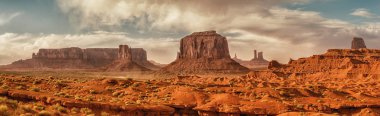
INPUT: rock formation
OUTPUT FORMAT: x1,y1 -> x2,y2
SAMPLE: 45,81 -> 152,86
249,48 -> 380,79
161,31 -> 249,74
233,50 -> 269,69
177,31 -> 231,59
106,45 -> 150,72
3,46 -> 159,70
131,48 -> 160,70
247,37 -> 377,79
351,37 -> 367,49
7,47 -> 118,69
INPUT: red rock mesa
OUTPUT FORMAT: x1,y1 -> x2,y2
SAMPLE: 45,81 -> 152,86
161,31 -> 249,74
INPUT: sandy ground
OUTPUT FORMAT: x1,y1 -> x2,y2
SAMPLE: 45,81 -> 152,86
0,71 -> 379,116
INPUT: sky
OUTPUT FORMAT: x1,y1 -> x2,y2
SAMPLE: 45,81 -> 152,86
0,0 -> 379,65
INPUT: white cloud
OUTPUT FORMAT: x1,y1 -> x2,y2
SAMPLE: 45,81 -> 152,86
0,12 -> 21,26
350,8 -> 376,18
2,0 -> 380,65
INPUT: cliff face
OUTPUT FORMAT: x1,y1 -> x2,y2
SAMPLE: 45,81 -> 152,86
131,48 -> 160,70
33,47 -> 84,59
106,45 -> 150,72
178,31 -> 231,59
162,31 -> 249,74
10,47 -> 118,69
5,45 -> 160,70
83,48 -> 118,67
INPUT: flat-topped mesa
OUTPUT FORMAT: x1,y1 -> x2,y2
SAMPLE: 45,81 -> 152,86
8,47 -> 119,69
162,31 -> 249,74
33,47 -> 84,59
351,37 -> 367,49
178,30 -> 230,59
190,30 -> 217,36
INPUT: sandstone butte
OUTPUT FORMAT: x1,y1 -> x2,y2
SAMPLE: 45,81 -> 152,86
351,37 -> 367,49
105,45 -> 150,71
233,49 -> 269,69
161,30 -> 250,74
2,46 -> 159,71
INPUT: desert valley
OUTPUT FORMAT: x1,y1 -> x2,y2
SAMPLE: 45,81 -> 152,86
0,30 -> 379,116
1,0 -> 380,116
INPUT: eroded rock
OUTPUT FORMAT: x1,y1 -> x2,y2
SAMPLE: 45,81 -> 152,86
161,31 -> 249,74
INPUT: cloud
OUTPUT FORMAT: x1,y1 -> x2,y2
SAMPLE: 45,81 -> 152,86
2,0 -> 379,65
350,8 -> 376,18
0,32 -> 179,65
57,0 -> 309,31
0,12 -> 21,26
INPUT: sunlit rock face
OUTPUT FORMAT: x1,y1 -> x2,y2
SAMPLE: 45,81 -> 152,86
162,31 -> 249,74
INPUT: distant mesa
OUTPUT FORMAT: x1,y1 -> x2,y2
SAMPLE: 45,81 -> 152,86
9,47 -> 119,69
233,50 -> 269,69
351,37 -> 367,49
3,45 -> 159,71
161,30 -> 250,74
105,45 -> 150,72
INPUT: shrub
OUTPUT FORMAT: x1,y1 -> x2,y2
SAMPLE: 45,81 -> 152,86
71,107 -> 79,114
34,104 -> 45,111
0,105 -> 8,115
33,80 -> 42,85
101,112 -> 110,116
21,105 -> 34,113
31,87 -> 40,92
74,95 -> 82,101
37,110 -> 51,116
112,91 -> 121,97
1,85 -> 9,89
16,85 -> 26,90
80,108 -> 92,115
53,104 -> 67,113
89,90 -> 97,94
